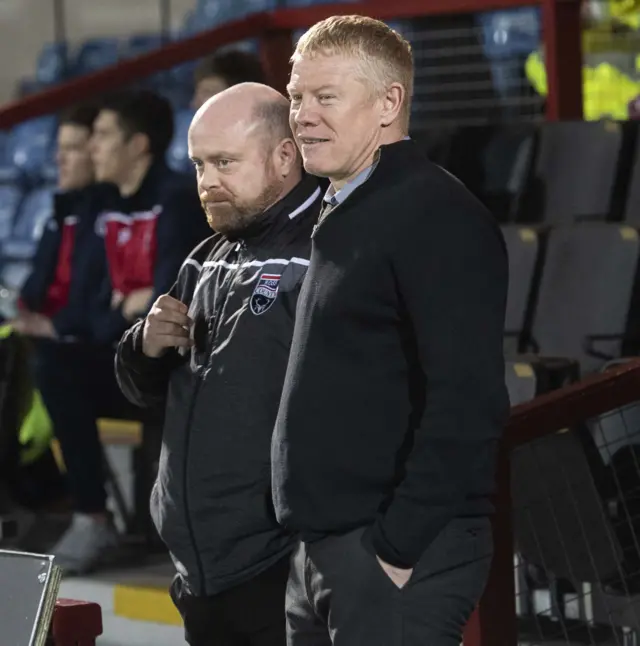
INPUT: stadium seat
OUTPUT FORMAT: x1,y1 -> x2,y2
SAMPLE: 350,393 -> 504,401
501,225 -> 540,353
167,109 -> 195,174
526,223 -> 640,374
7,117 -> 57,182
285,0 -> 358,5
0,133 -> 19,183
2,187 -> 54,260
622,133 -> 640,224
0,186 -> 23,242
35,42 -> 69,85
442,124 -> 536,221
75,38 -> 120,74
517,121 -> 631,224
121,33 -> 164,59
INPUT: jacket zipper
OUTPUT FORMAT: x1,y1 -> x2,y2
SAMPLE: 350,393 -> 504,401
181,241 -> 246,595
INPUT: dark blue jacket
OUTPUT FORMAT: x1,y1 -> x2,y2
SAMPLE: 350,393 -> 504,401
90,161 -> 209,345
20,183 -> 117,340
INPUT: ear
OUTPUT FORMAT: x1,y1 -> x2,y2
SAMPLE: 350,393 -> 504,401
380,82 -> 405,128
275,138 -> 298,178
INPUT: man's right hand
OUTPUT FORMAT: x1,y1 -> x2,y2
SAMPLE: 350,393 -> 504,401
142,295 -> 192,359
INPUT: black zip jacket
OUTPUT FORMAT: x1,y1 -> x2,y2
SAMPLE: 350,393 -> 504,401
272,140 -> 510,569
91,161 -> 210,345
20,183 -> 117,339
115,176 -> 323,595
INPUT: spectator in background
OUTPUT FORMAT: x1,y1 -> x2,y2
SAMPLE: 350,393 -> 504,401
36,90 -> 209,574
192,49 -> 265,109
13,102 -> 113,338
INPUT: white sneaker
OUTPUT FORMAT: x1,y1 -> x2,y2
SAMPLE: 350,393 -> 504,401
52,513 -> 119,574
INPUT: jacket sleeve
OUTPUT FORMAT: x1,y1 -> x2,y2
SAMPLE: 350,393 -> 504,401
19,225 -> 57,312
115,306 -> 184,408
114,239 -> 205,407
370,186 -> 510,569
89,272 -> 129,345
152,186 -> 209,300
51,226 -> 107,339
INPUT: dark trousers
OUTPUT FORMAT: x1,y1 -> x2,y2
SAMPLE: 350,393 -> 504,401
286,518 -> 493,646
33,340 -> 128,514
170,556 -> 290,646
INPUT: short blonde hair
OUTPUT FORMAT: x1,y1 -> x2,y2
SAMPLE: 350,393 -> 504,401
292,15 -> 414,132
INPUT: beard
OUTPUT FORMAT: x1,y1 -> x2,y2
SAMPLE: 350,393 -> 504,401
201,171 -> 285,237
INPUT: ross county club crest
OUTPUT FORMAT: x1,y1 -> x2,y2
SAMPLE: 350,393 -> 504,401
250,273 -> 281,315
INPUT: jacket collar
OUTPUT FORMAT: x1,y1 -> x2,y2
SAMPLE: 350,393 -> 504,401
228,174 -> 321,247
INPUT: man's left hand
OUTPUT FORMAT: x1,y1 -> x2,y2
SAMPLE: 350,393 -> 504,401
376,556 -> 413,589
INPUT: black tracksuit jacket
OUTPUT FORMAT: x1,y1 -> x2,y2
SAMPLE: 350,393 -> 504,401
115,175 -> 323,595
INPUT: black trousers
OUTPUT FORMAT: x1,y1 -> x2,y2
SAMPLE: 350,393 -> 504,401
33,340 -> 129,514
286,518 -> 493,646
170,555 -> 290,646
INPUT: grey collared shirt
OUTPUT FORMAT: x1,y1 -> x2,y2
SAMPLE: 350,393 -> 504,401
323,137 -> 411,208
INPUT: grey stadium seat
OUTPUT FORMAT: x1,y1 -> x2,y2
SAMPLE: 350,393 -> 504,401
517,121 -> 630,224
502,225 -> 540,353
526,223 -> 640,374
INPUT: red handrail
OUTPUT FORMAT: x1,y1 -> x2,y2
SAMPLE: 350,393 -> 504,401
0,0 -> 582,129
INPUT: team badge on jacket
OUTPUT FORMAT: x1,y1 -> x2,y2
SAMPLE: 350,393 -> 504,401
250,273 -> 281,315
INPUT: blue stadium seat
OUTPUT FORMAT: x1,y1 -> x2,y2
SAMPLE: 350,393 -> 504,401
3,187 -> 54,260
167,109 -> 195,174
7,117 -> 57,182
0,133 -> 19,183
0,186 -> 23,242
75,38 -> 120,74
35,42 -> 69,84
285,0 -> 357,5
121,33 -> 164,59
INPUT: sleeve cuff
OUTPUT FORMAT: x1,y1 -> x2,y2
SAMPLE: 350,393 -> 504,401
370,521 -> 417,569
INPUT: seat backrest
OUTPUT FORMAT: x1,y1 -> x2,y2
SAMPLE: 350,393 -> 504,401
505,360 -> 537,405
622,134 -> 640,224
501,225 -> 540,349
4,188 -> 54,259
75,38 -> 120,74
36,42 -> 69,84
444,125 -> 536,221
167,109 -> 195,174
520,121 -> 626,223
530,223 -> 640,374
0,185 -> 23,242
121,33 -> 163,59
7,117 -> 57,180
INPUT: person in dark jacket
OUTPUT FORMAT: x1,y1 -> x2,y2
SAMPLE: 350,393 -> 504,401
14,103 -> 110,339
116,83 -> 323,646
272,16 -> 510,646
36,90 -> 209,575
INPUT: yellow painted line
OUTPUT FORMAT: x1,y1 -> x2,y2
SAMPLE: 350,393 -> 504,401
113,584 -> 182,626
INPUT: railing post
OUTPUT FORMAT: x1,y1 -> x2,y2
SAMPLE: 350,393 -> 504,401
541,0 -> 583,120
260,29 -> 294,96
50,599 -> 103,646
464,445 -> 517,646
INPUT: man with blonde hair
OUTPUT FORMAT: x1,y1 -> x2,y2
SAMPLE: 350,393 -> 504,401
271,15 -> 509,646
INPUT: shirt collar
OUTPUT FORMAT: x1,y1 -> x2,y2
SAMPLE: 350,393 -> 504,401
323,137 -> 410,207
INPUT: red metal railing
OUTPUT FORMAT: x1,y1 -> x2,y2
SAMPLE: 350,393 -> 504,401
464,359 -> 640,646
0,0 -> 582,129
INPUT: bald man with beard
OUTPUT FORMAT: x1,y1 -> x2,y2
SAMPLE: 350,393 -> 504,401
115,83 -> 324,646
